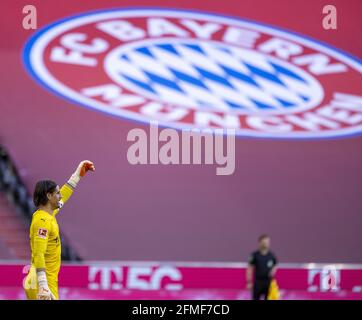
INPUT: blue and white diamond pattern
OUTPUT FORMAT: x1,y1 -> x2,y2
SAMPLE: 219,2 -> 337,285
105,40 -> 323,114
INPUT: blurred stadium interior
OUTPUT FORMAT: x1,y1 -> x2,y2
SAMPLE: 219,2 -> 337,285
0,0 -> 361,299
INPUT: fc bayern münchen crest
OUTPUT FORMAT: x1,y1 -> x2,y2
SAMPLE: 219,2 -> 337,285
23,8 -> 362,139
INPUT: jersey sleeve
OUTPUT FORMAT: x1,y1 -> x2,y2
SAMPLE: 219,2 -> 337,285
272,252 -> 278,266
248,252 -> 256,266
53,183 -> 74,216
32,216 -> 52,269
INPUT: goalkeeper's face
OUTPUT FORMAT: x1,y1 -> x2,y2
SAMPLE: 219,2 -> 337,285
48,185 -> 62,210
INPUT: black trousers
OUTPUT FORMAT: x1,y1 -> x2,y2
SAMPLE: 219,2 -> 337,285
252,279 -> 271,300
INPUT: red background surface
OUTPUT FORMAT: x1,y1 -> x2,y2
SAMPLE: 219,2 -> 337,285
0,0 -> 361,263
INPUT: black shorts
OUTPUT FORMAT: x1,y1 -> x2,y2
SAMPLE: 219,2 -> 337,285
252,279 -> 271,300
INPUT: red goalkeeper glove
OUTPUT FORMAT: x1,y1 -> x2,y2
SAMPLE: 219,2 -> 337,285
67,160 -> 95,188
78,160 -> 95,177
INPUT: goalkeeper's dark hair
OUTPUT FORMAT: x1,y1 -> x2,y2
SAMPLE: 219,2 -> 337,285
33,180 -> 57,207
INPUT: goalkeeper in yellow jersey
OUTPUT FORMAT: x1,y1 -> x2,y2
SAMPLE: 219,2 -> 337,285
24,160 -> 95,300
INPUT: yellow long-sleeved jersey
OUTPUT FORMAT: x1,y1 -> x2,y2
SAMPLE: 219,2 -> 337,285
29,183 -> 73,279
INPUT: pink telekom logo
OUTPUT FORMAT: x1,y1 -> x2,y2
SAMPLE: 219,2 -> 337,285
23,8 -> 362,139
88,265 -> 182,290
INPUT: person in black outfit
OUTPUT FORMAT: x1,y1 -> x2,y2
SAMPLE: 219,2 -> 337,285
246,234 -> 278,300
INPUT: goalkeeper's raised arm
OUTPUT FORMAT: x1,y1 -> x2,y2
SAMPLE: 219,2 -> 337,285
54,160 -> 95,216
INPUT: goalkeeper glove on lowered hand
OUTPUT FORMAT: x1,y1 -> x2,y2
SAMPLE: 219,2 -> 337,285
36,271 -> 55,300
67,160 -> 95,188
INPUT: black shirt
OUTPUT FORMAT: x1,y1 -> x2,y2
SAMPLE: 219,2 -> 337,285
248,250 -> 277,281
